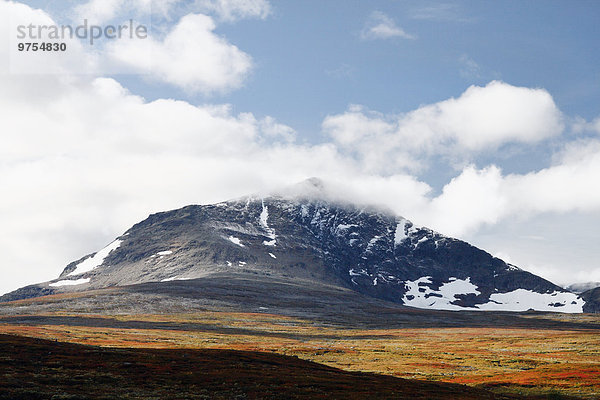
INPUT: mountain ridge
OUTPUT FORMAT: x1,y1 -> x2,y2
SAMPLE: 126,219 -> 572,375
1,178 -> 591,313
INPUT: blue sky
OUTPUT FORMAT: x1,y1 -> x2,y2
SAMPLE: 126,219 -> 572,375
120,0 -> 600,180
133,1 -> 600,129
1,0 -> 600,295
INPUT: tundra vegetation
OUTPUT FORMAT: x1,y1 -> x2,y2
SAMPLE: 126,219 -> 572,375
1,290 -> 598,399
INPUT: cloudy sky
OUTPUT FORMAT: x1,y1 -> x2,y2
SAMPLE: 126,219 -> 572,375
1,0 -> 599,295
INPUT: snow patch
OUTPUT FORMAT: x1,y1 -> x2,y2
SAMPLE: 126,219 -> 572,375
337,224 -> 356,230
414,236 -> 429,248
311,210 -> 322,227
394,219 -> 423,247
269,253 -> 277,259
301,204 -> 309,218
478,289 -> 584,313
259,201 -> 270,229
239,261 -> 247,266
402,277 -> 585,313
226,261 -> 232,267
394,219 -> 410,245
366,235 -> 382,252
50,278 -> 90,287
335,224 -> 358,236
439,278 -> 480,298
161,277 -> 193,282
68,240 -> 122,276
156,250 -> 173,256
228,236 -> 245,247
259,200 -> 277,246
402,277 -> 481,311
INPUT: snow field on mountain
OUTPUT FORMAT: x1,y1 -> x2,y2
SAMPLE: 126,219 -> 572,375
402,276 -> 584,312
478,289 -> 584,312
50,278 -> 90,287
68,240 -> 123,276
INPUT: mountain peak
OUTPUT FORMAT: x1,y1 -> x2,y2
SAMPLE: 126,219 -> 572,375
269,177 -> 384,212
271,177 -> 332,201
302,177 -> 326,190
0,182 -> 591,313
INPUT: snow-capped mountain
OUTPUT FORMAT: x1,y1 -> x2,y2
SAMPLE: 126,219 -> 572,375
1,178 -> 590,313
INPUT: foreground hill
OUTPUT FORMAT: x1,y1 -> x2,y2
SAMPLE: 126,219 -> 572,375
1,178 -> 589,312
0,334 -> 526,400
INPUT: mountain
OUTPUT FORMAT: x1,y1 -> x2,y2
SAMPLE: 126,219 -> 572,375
581,287 -> 600,313
1,178 -> 589,313
566,282 -> 600,294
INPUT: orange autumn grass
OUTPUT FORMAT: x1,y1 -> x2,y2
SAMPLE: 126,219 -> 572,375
1,311 -> 599,399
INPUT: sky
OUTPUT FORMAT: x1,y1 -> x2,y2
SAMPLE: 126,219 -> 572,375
1,0 -> 599,295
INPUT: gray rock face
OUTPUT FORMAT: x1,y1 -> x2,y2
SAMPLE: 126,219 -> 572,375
0,179 -> 589,312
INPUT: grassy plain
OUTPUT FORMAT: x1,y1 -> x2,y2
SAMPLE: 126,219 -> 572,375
4,334 -> 521,400
1,310 -> 598,399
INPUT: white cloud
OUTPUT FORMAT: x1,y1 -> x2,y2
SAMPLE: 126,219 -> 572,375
72,0 -> 272,24
415,144 -> 600,237
459,54 -> 481,79
504,142 -> 600,215
4,1 -> 257,93
571,116 -> 600,134
72,0 -> 127,25
410,4 -> 472,23
107,13 -> 252,93
422,166 -> 507,236
195,0 -> 271,22
2,1 -> 96,75
323,81 -> 564,173
360,11 -> 415,40
259,116 -> 296,143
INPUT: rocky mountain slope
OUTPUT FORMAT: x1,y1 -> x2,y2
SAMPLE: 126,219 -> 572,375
581,287 -> 600,313
1,179 -> 589,312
